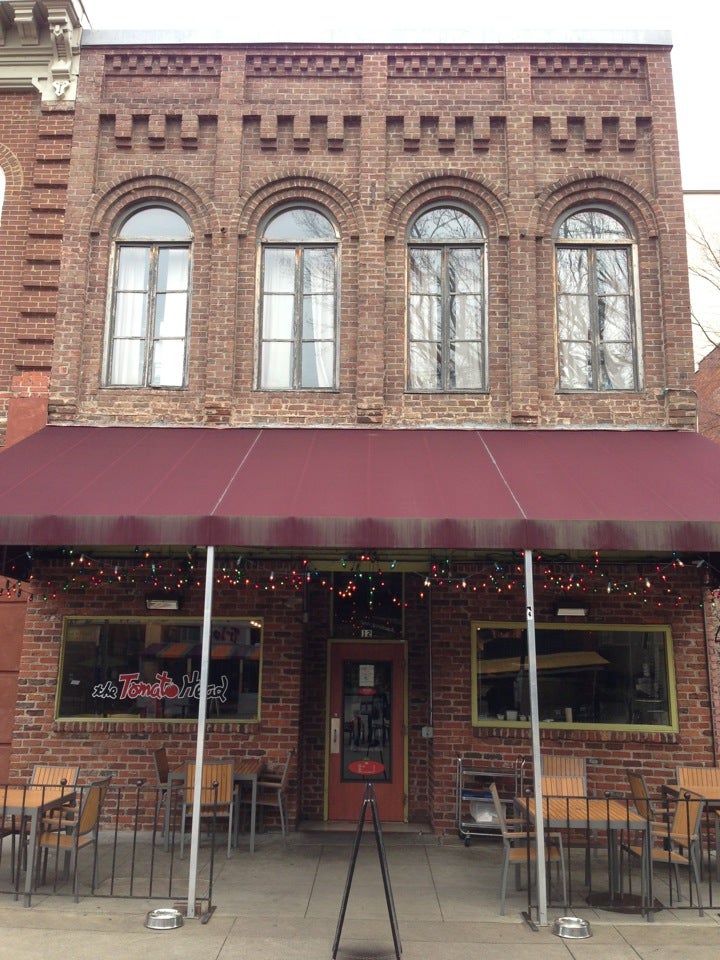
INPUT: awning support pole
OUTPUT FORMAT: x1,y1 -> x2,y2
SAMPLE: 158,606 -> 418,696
524,549 -> 548,927
186,544 -> 215,919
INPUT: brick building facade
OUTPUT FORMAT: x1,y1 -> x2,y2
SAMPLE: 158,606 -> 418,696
3,3 -> 720,838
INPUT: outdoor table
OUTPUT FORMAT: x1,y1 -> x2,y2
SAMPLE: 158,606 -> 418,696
515,794 -> 654,919
165,758 -> 265,853
3,784 -> 77,907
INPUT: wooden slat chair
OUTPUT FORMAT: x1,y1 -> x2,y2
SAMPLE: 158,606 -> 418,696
12,765 -> 80,877
490,783 -> 567,915
542,775 -> 593,882
676,766 -> 720,878
541,756 -> 587,786
627,769 -> 671,830
37,776 -> 112,902
180,762 -> 235,859
624,790 -> 704,914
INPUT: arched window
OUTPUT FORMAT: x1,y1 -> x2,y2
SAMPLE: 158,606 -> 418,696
105,206 -> 192,387
407,205 -> 487,391
554,207 -> 639,391
258,206 -> 339,390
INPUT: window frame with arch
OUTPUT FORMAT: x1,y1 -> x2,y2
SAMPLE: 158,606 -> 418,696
104,204 -> 193,389
553,205 -> 641,392
257,204 -> 340,391
406,203 -> 488,393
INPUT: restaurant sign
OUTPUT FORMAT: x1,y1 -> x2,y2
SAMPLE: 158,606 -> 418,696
92,669 -> 229,704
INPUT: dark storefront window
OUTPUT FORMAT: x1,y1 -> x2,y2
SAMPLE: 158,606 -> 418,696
472,621 -> 676,731
57,617 -> 262,721
332,572 -> 404,638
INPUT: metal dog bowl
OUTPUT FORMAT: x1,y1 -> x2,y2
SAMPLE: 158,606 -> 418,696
552,916 -> 592,939
145,907 -> 184,930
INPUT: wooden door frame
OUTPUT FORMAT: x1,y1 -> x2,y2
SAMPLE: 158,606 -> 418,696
324,638 -> 408,821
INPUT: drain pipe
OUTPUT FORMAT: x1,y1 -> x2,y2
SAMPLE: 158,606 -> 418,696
524,550 -> 548,926
187,544 -> 216,919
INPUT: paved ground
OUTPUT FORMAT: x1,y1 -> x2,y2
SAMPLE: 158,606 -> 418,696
1,829 -> 719,960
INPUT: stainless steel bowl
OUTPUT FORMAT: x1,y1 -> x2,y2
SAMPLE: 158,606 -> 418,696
145,908 -> 184,930
552,916 -> 592,939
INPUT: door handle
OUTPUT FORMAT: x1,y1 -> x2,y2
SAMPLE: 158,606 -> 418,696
330,716 -> 341,754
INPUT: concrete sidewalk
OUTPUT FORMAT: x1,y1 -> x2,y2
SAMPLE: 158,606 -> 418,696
1,830 -> 719,960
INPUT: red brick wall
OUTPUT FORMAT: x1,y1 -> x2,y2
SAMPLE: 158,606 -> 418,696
49,41 -> 694,430
0,95 -> 73,447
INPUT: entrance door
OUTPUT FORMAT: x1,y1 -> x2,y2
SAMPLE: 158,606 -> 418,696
328,641 -> 405,821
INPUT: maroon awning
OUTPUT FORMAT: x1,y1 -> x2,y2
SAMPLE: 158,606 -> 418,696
0,424 -> 719,551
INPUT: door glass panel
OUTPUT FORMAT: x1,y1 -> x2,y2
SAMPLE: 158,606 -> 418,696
341,659 -> 392,781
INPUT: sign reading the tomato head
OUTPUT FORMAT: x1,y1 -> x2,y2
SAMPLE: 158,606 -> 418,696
91,669 -> 229,704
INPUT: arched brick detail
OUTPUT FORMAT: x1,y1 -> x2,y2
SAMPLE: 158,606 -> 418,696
0,144 -> 24,192
84,171 -> 220,239
529,170 -> 663,241
236,172 -> 362,240
385,172 -> 510,241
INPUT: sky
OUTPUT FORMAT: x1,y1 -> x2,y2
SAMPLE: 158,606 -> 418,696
81,0 -> 717,190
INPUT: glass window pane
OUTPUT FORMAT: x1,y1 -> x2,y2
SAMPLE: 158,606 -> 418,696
151,339 -> 185,386
559,341 -> 592,389
263,294 -> 294,339
263,249 -> 296,294
411,207 -> 483,240
158,248 -> 190,290
303,248 -> 335,293
303,294 -> 335,340
265,208 -> 336,240
475,624 -> 673,728
410,249 -> 441,295
600,342 -> 635,389
556,249 -> 588,294
596,248 -> 630,295
449,248 -> 483,293
117,248 -> 150,290
301,340 -> 334,388
110,339 -> 144,385
261,341 -> 293,388
599,296 -> 632,341
120,207 -> 191,240
408,296 -> 442,340
451,294 -> 484,340
450,341 -> 484,388
559,210 -> 629,240
557,295 -> 590,341
155,292 -> 188,338
114,292 -> 148,337
408,341 -> 441,389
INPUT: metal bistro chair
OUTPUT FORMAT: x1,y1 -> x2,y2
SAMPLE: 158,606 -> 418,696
242,749 -> 294,838
180,762 -> 235,859
36,776 -> 112,902
151,747 -> 171,845
490,783 -> 568,916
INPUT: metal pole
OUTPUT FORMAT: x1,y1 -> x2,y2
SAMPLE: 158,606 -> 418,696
186,544 -> 215,919
524,549 -> 548,926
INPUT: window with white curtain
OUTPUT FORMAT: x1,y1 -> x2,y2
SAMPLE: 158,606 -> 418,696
554,207 -> 639,391
407,205 -> 487,391
258,206 -> 339,390
105,206 -> 192,387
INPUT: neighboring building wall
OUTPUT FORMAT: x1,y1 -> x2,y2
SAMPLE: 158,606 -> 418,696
696,346 -> 720,442
0,1 -> 80,448
51,40 -> 696,431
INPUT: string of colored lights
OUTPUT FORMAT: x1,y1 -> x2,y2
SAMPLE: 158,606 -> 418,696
9,548 -> 710,608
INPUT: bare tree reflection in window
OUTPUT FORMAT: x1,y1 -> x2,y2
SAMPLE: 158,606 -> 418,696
408,206 -> 486,391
